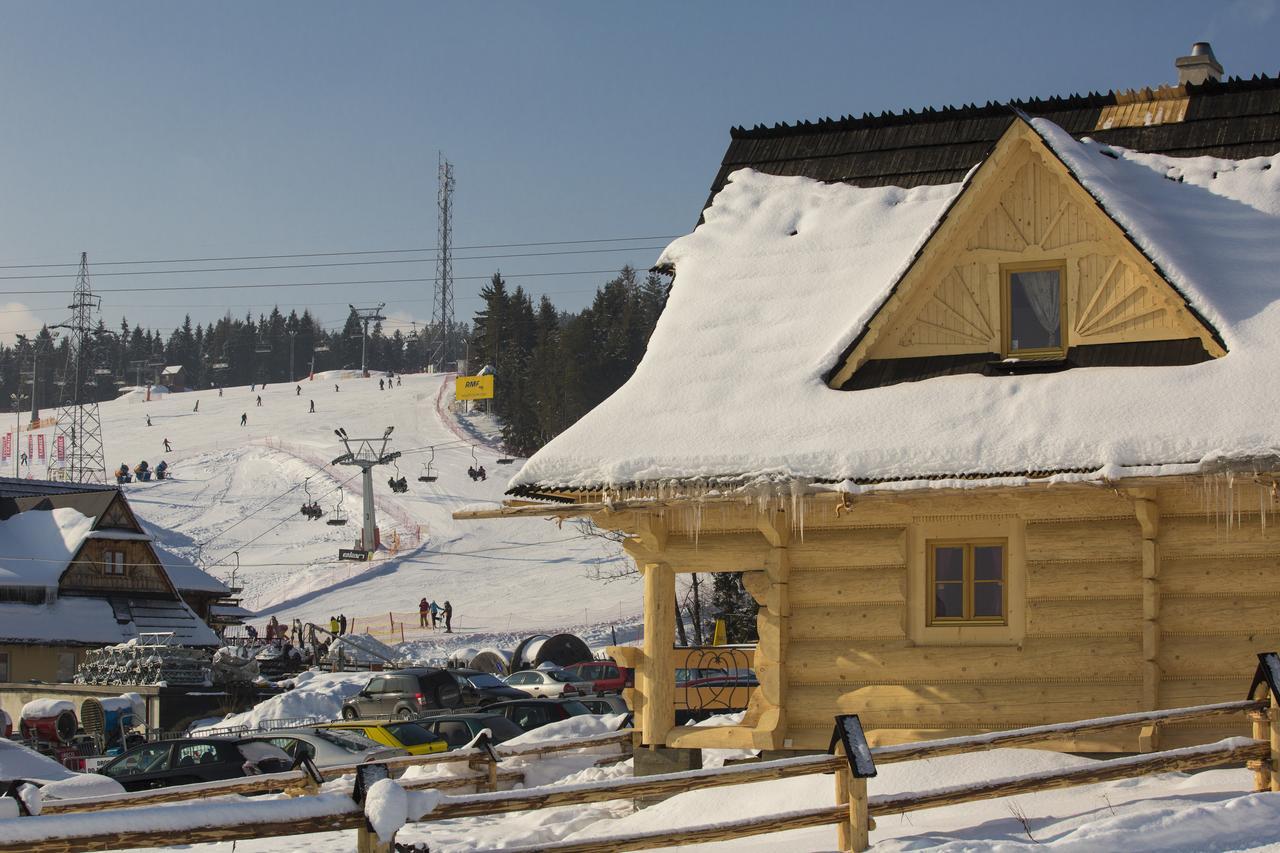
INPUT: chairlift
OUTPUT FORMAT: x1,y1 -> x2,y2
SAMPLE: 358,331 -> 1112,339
255,339 -> 272,354
417,446 -> 438,482
387,460 -> 409,494
496,455 -> 515,465
299,479 -> 324,521
93,368 -> 113,376
314,343 -> 330,353
326,490 -> 349,526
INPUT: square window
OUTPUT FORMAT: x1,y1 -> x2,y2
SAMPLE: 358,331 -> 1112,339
1004,265 -> 1065,356
928,540 -> 1007,625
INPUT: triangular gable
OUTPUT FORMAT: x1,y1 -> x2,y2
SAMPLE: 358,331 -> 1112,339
827,115 -> 1225,389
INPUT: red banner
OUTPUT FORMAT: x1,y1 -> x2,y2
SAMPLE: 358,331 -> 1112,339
37,434 -> 46,460
1,432 -> 9,461
56,435 -> 65,461
27,434 -> 32,461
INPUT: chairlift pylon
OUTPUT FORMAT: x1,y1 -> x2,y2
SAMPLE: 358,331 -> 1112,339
417,446 -> 438,482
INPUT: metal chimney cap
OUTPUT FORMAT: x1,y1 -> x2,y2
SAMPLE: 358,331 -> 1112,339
1190,41 -> 1216,59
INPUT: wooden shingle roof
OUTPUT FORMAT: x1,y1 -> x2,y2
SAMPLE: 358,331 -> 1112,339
703,75 -> 1280,212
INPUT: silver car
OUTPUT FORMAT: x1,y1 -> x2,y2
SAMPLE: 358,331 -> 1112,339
502,668 -> 595,698
260,726 -> 408,769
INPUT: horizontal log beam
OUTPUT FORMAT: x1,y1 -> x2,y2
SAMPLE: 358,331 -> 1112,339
872,699 -> 1264,763
871,739 -> 1269,816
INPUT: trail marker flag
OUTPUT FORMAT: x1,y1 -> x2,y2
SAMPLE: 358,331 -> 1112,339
456,374 -> 494,401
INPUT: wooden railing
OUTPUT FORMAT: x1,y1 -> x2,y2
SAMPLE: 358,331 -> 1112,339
4,655 -> 1277,853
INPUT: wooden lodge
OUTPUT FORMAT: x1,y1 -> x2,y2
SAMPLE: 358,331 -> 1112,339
458,49 -> 1280,755
0,477 -> 229,684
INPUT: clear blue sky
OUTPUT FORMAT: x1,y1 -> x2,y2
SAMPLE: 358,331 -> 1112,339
0,0 -> 1275,341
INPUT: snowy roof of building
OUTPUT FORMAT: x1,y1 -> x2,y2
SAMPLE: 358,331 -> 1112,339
149,538 -> 230,595
511,116 -> 1280,493
160,365 -> 184,374
0,595 -> 219,647
0,507 -> 94,587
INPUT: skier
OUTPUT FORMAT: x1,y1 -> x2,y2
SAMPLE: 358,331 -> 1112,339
429,600 -> 439,628
328,615 -> 339,635
163,438 -> 172,453
240,412 -> 248,427
443,600 -> 453,633
396,376 -> 401,387
379,378 -> 385,391
296,385 -> 301,396
218,387 -> 223,397
193,399 -> 199,413
309,399 -> 315,413
338,613 -> 347,635
334,384 -> 340,392
256,395 -> 262,407
146,414 -> 152,427
419,598 -> 430,628
251,383 -> 255,392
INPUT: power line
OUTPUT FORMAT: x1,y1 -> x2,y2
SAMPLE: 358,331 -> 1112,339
0,244 -> 668,281
0,235 -> 682,270
0,267 -> 663,297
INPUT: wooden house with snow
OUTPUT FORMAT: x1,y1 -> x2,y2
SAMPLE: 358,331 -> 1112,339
0,477 -> 226,684
459,45 -> 1280,755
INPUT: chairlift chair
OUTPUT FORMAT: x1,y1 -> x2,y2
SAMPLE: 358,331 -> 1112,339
327,490 -> 349,526
314,343 -> 330,353
417,446 -> 438,482
299,479 -> 324,521
387,460 -> 409,494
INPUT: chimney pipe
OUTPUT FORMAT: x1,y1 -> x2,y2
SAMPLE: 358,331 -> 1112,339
1175,42 -> 1223,86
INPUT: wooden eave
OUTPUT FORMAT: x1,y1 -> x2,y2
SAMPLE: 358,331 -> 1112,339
826,115 -> 1226,389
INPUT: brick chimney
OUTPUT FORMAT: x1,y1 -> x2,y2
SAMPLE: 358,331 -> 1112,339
1175,42 -> 1223,86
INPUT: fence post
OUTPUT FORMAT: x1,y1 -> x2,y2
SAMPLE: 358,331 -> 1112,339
830,715 -> 875,853
1271,690 -> 1279,793
1249,709 -> 1271,791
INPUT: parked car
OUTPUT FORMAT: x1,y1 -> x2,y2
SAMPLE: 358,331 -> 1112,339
575,694 -> 631,717
99,737 -> 293,791
340,668 -> 464,719
482,698 -> 592,732
502,668 -> 594,698
317,720 -> 448,756
259,726 -> 408,768
675,667 -> 730,685
416,713 -> 527,749
446,668 -> 533,706
562,660 -> 631,694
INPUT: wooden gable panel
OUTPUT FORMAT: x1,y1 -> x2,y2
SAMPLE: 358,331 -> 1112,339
835,119 -> 1224,377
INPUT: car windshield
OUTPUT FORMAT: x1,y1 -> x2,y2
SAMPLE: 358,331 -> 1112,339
313,728 -> 381,753
482,716 -> 526,740
558,700 -> 591,715
547,670 -> 580,683
467,674 -> 506,688
384,723 -> 441,747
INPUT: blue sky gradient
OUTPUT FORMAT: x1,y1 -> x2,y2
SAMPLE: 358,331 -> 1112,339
0,0 -> 1275,340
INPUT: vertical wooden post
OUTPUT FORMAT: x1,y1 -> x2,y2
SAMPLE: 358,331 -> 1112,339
487,754 -> 499,792
356,824 -> 392,853
833,739 -> 871,852
1132,490 -> 1162,740
1249,710 -> 1271,792
1271,691 -> 1280,793
641,560 -> 675,746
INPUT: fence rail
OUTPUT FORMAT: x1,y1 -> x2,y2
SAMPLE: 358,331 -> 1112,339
4,655 -> 1278,853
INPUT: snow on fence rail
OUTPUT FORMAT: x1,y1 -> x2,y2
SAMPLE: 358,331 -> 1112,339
4,655 -> 1279,853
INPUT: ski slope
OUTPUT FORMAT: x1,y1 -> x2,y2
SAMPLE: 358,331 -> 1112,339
95,371 -> 639,645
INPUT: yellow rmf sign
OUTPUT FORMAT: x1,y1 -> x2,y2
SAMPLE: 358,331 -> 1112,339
456,374 -> 494,401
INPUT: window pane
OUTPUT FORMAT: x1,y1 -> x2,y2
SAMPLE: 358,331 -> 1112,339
973,582 -> 1004,618
934,547 -> 964,581
934,582 -> 963,618
1009,270 -> 1061,351
974,546 -> 1004,581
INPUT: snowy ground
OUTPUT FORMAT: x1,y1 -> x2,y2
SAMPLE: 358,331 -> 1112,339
89,370 -> 638,648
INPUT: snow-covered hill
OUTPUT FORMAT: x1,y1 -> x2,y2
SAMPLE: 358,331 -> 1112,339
95,371 -> 638,646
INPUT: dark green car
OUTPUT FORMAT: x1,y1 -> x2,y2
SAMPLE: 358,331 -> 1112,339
416,712 -> 526,749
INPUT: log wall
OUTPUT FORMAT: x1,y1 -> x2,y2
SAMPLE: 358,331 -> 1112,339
605,476 -> 1279,752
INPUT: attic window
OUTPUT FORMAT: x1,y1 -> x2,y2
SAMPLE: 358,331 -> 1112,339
1003,263 -> 1066,358
102,550 -> 126,576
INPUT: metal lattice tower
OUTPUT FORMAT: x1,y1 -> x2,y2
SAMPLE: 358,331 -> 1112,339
430,152 -> 456,368
54,252 -> 107,483
331,427 -> 400,552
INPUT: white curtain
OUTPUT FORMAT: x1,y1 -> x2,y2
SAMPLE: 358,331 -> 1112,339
1016,271 -> 1060,345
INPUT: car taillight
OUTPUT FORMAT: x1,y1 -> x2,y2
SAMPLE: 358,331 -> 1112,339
415,693 -> 424,703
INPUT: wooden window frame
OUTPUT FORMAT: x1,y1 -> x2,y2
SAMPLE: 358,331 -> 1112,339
1001,260 -> 1068,358
102,550 -> 126,576
927,538 -> 1008,626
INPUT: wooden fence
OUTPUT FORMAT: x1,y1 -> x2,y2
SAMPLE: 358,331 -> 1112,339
3,654 -> 1278,853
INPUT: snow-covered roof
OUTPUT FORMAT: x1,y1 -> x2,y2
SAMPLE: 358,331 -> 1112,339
0,507 -> 94,587
512,117 -> 1280,491
160,365 -> 184,374
148,538 -> 230,595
